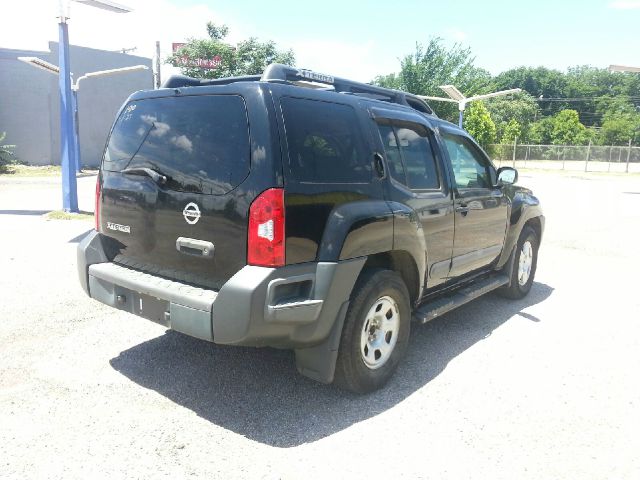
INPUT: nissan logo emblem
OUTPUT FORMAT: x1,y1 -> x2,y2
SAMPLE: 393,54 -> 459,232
183,202 -> 201,225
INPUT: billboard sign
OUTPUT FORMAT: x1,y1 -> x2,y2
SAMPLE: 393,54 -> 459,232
172,43 -> 222,69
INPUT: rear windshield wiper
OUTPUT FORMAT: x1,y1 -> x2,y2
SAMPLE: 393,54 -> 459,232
121,167 -> 168,185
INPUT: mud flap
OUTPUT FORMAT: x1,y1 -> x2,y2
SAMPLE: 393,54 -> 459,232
294,300 -> 350,384
502,244 -> 518,288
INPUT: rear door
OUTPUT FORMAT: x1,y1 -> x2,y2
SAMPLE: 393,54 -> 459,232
276,93 -> 389,264
99,93 -> 253,289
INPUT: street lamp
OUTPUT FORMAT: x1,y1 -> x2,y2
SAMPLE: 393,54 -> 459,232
72,65 -> 148,172
18,57 -> 147,176
16,57 -> 60,74
419,86 -> 522,128
73,0 -> 132,13
54,0 -> 132,212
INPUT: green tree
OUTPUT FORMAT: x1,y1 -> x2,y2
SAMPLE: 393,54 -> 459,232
527,117 -> 553,144
167,22 -> 295,79
374,38 -> 495,123
550,110 -> 588,145
494,66 -> 569,116
565,66 -> 640,127
485,92 -> 540,142
494,65 -> 640,129
0,131 -> 16,173
599,112 -> 639,146
463,102 -> 496,149
501,119 -> 522,143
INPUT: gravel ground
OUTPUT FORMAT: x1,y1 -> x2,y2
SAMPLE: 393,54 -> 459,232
1,171 -> 639,479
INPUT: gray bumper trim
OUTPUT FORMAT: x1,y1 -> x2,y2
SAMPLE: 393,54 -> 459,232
89,262 -> 217,312
77,230 -> 108,295
79,230 -> 366,354
211,258 -> 366,347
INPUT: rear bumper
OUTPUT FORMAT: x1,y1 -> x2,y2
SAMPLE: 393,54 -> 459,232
78,230 -> 365,348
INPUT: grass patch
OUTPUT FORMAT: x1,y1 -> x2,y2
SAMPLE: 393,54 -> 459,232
45,210 -> 94,221
1,165 -> 98,177
2,165 -> 61,176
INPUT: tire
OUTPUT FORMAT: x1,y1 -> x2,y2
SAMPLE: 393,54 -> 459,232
334,268 -> 411,394
497,225 -> 539,299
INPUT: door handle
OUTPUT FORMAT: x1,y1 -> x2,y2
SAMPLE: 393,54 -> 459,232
373,152 -> 386,179
456,205 -> 469,215
176,237 -> 214,258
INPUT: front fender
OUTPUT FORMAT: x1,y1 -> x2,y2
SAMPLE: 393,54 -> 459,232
496,186 -> 544,268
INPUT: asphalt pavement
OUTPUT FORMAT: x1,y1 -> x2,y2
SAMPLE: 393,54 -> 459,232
0,171 -> 639,479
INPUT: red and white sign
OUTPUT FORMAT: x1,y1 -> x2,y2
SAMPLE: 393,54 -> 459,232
172,43 -> 187,53
172,43 -> 222,70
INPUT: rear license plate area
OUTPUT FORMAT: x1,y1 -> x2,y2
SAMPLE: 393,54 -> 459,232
131,292 -> 169,326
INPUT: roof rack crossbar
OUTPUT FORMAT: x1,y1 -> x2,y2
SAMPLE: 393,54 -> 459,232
162,74 -> 261,89
261,63 -> 400,100
260,64 -> 433,114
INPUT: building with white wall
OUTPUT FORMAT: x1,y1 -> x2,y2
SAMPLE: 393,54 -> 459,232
0,42 -> 152,167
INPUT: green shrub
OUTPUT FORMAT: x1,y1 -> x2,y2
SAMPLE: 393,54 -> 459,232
0,132 -> 16,172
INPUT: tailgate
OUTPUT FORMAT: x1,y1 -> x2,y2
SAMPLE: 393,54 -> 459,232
99,94 -> 251,289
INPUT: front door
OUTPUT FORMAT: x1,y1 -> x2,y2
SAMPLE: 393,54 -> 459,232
440,131 -> 508,278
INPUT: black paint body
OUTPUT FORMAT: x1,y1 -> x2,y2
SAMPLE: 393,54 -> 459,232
97,81 -> 543,304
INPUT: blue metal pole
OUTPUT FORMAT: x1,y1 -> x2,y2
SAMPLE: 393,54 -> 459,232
71,88 -> 82,172
58,20 -> 79,212
458,109 -> 464,129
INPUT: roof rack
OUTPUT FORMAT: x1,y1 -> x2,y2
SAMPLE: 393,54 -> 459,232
162,64 -> 435,115
163,74 -> 261,88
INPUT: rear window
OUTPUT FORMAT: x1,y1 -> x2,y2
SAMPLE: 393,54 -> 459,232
103,95 -> 250,195
281,97 -> 372,183
377,124 -> 440,190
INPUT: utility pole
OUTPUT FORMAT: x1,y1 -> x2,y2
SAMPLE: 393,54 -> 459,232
626,139 -> 632,173
71,84 -> 82,172
154,41 -> 161,89
57,6 -> 79,212
584,140 -> 592,173
51,0 -> 134,212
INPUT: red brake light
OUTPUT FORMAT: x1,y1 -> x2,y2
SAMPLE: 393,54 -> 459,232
247,188 -> 285,267
95,176 -> 101,231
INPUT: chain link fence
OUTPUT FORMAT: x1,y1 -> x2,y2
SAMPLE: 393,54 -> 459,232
489,143 -> 640,173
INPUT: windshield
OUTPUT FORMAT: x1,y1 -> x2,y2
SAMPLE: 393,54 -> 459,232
103,95 -> 250,195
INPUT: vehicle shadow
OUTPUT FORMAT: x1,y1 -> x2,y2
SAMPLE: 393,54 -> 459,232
110,281 -> 553,447
0,209 -> 51,216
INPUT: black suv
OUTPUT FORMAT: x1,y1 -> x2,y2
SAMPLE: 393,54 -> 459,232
78,64 -> 544,393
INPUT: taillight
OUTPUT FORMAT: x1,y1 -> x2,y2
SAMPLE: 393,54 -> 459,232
95,175 -> 101,231
247,188 -> 285,267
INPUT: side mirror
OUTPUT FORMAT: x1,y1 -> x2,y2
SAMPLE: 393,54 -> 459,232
497,167 -> 518,186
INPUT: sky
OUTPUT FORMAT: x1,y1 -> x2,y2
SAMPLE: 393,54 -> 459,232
1,0 -> 639,83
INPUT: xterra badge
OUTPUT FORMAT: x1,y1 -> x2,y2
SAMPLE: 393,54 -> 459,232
106,222 -> 131,233
183,202 -> 201,225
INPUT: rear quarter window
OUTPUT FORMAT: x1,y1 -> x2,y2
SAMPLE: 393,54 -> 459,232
103,95 -> 250,195
281,97 -> 372,183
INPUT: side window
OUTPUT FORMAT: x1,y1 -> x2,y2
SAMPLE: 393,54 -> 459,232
281,97 -> 371,183
396,127 -> 439,190
377,123 -> 440,190
377,125 -> 406,184
442,134 -> 492,189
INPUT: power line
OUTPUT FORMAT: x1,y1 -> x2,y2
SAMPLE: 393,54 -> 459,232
536,96 -> 640,102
